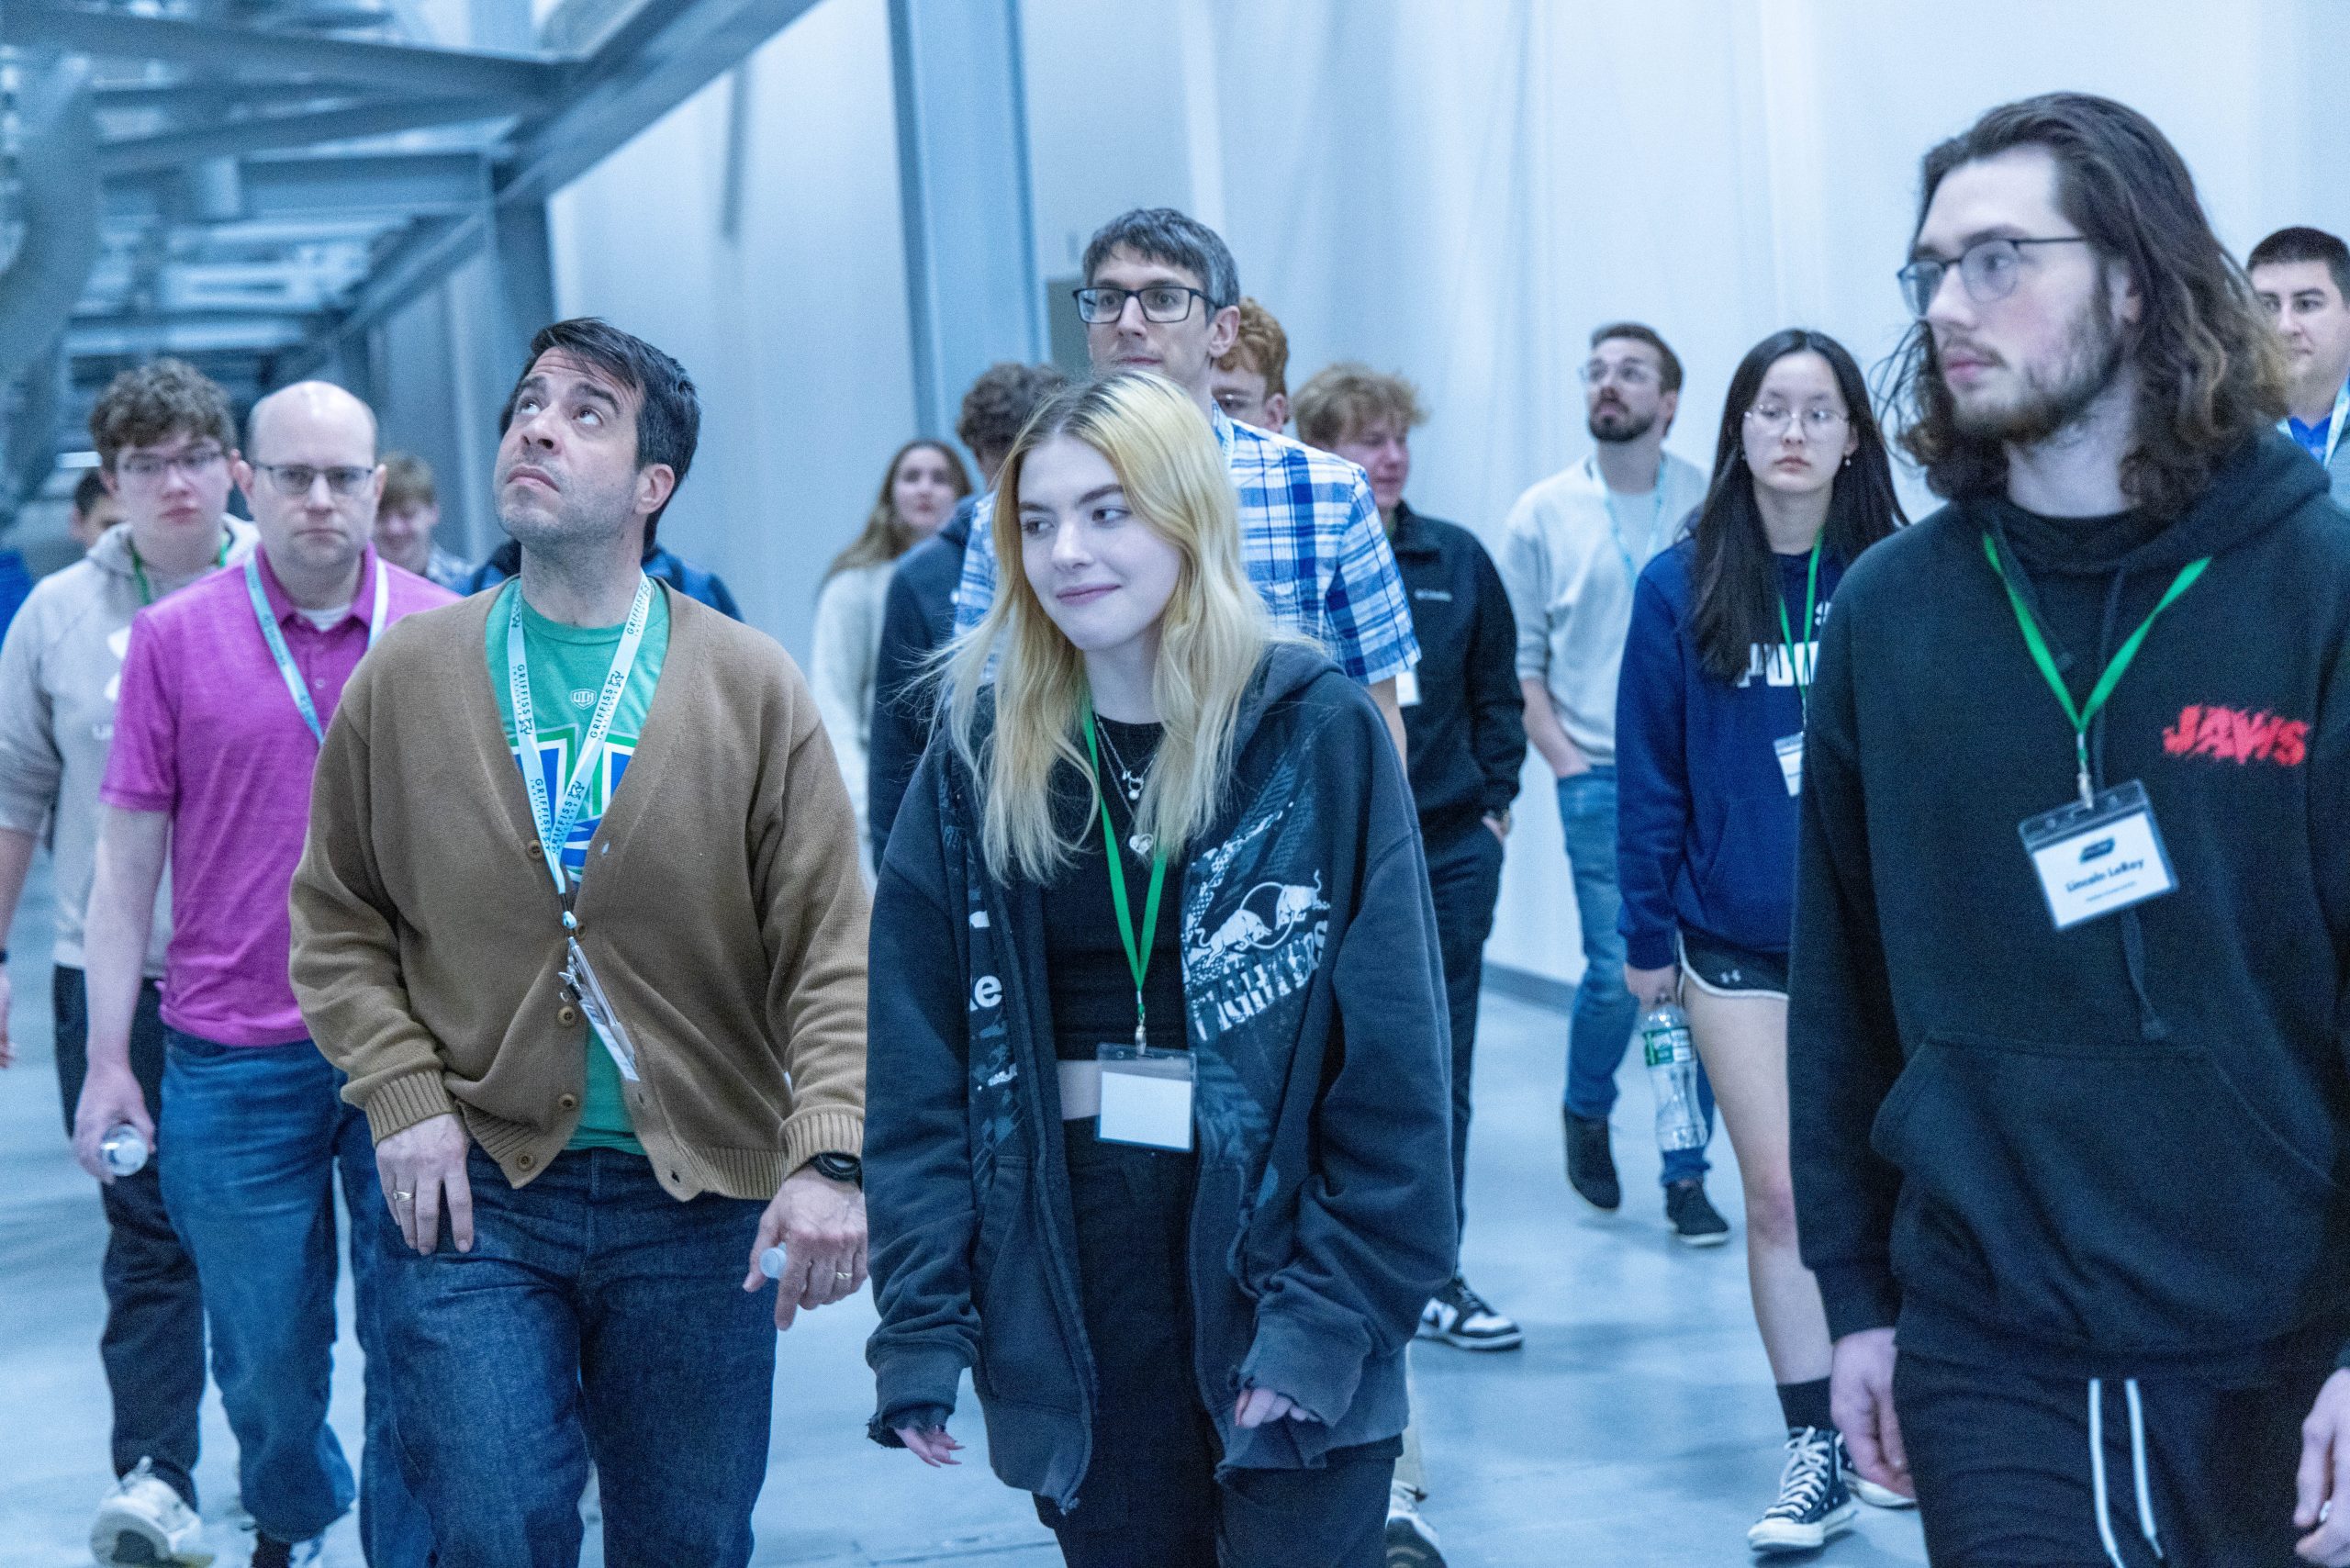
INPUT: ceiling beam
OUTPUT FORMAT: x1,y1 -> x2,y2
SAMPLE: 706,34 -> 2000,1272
104,151 -> 495,224
99,95 -> 517,173
269,214 -> 481,382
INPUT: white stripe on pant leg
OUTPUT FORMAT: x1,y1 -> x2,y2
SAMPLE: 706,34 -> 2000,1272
2125,1379 -> 2164,1560
2088,1378 -> 2128,1568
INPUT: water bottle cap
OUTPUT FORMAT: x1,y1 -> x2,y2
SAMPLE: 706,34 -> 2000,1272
758,1246 -> 789,1281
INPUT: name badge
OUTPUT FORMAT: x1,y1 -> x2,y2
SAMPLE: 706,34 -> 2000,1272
2018,780 -> 2177,931
1095,1042 -> 1193,1150
1395,668 -> 1422,708
562,936 -> 641,1081
1774,734 -> 1804,797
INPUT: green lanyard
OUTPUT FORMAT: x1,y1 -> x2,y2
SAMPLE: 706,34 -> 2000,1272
129,533 -> 230,607
1773,541 -> 1824,714
1081,707 -> 1169,1048
1981,534 -> 2207,806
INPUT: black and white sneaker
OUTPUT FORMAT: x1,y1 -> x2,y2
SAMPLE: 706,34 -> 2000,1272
1418,1276 -> 1524,1351
1664,1177 -> 1731,1247
1748,1426 -> 1858,1553
1835,1429 -> 1917,1509
1384,1481 -> 1446,1568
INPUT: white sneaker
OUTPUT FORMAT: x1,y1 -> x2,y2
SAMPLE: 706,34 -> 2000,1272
1383,1481 -> 1446,1568
1837,1430 -> 1918,1509
91,1458 -> 214,1567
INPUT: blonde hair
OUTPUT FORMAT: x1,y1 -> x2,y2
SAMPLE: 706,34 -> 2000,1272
1293,362 -> 1426,451
825,440 -> 972,581
945,373 -> 1273,884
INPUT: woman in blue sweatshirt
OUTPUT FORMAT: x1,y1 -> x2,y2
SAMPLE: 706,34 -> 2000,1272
1615,329 -> 1902,1554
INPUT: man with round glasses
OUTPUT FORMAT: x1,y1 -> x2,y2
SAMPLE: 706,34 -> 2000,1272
75,379 -> 450,1567
1791,93 -> 2350,1564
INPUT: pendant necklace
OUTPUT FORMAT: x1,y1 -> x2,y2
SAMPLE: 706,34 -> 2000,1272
1094,722 -> 1158,858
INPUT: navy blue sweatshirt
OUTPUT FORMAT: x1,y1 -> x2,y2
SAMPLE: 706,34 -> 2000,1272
1615,538 -> 1843,970
1790,432 -> 2350,1378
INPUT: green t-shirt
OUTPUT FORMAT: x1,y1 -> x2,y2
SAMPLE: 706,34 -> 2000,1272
487,580 -> 671,1155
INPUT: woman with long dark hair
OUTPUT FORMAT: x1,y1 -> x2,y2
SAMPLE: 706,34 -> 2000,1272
862,372 -> 1455,1567
1614,329 -> 1904,1554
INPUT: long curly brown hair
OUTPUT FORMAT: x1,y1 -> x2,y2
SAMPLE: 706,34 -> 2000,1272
1886,94 -> 2286,519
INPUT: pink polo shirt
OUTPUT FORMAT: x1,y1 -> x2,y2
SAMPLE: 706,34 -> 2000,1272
101,546 -> 456,1045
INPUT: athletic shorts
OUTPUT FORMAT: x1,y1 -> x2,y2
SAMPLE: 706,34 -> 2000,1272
1676,929 -> 1789,998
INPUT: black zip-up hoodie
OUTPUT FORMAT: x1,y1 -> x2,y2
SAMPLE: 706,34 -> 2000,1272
1790,431 -> 2350,1379
863,645 -> 1456,1507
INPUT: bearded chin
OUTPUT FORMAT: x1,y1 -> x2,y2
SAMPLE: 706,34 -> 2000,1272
1951,301 -> 2128,446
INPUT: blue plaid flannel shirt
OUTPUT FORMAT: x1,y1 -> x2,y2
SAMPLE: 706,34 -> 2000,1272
951,409 -> 1420,685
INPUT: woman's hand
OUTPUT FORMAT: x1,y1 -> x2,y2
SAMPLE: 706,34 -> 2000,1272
1234,1386 -> 1315,1429
896,1424 -> 963,1466
1624,963 -> 1679,1010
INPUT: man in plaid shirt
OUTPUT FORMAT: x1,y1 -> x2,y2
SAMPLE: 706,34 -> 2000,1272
952,207 -> 1418,753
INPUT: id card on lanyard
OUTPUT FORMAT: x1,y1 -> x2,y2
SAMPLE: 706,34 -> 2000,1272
245,553 -> 389,745
1771,541 -> 1822,797
1982,535 -> 2202,931
506,577 -> 655,1082
1082,705 -> 1194,1151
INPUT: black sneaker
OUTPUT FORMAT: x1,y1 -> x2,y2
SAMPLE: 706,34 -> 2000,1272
1747,1426 -> 1857,1553
1664,1178 -> 1730,1246
1563,1111 -> 1621,1211
1418,1275 -> 1524,1351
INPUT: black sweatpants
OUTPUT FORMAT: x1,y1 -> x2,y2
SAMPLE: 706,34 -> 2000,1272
1896,1344 -> 2333,1565
52,966 -> 208,1507
1037,1120 -> 1398,1568
1422,821 -> 1504,1238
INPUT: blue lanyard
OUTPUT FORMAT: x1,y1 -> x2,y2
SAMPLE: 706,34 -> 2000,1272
244,553 -> 389,745
1603,458 -> 1670,581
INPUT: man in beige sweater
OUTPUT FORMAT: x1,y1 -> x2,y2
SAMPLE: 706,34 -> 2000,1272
291,319 -> 868,1566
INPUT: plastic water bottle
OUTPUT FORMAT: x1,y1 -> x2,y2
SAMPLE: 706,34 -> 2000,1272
99,1123 -> 149,1178
1639,1004 -> 1707,1152
758,1246 -> 789,1281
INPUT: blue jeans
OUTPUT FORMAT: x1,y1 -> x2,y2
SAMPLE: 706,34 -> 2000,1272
158,1033 -> 428,1561
382,1147 -> 776,1567
1555,768 -> 1713,1184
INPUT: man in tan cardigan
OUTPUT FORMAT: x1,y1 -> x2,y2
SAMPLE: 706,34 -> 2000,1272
291,319 -> 868,1566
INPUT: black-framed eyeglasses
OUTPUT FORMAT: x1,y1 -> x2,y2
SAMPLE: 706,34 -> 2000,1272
1897,236 -> 2091,318
249,462 -> 375,498
1073,285 -> 1213,325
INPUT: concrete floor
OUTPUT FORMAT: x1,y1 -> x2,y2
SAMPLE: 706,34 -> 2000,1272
0,857 -> 1927,1567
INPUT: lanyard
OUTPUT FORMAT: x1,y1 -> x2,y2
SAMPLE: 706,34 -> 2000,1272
506,576 -> 654,925
1603,457 -> 1670,583
1081,707 -> 1169,1048
1981,535 -> 2207,806
245,552 -> 390,745
130,533 -> 230,607
1772,541 -> 1824,714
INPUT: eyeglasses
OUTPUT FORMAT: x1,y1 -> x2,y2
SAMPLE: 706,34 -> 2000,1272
1897,236 -> 2091,318
1073,286 -> 1213,325
1745,404 -> 1851,440
1579,360 -> 1660,390
248,463 -> 375,498
117,446 -> 227,483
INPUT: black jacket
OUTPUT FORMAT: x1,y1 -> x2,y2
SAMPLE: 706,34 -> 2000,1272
1790,432 -> 2350,1378
1388,503 -> 1526,841
864,644 -> 1456,1506
460,537 -> 744,621
867,498 -> 973,864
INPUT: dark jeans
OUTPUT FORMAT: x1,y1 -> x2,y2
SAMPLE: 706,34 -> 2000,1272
1422,820 -> 1504,1241
1554,767 -> 1713,1185
159,1031 -> 428,1561
381,1146 -> 774,1568
1895,1344 -> 2330,1565
51,966 -> 207,1507
1037,1122 -> 1397,1568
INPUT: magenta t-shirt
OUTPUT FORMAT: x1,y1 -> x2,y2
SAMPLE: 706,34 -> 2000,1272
101,546 -> 456,1046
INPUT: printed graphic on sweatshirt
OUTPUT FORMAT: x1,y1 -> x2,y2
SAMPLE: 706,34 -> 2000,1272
2160,704 -> 2309,767
1734,599 -> 1831,689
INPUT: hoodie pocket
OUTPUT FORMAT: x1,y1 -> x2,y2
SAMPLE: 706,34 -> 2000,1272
1695,793 -> 1797,939
970,1157 -> 1077,1412
1871,1030 -> 2339,1353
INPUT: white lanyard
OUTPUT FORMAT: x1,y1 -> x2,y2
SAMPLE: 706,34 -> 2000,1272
2280,380 -> 2350,472
245,553 -> 390,745
504,576 -> 654,924
1602,457 -> 1669,583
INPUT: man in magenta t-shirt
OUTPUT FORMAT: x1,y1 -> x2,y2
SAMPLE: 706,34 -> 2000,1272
72,380 -> 453,1568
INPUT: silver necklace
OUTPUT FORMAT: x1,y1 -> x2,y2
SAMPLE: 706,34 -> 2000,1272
1094,722 -> 1158,857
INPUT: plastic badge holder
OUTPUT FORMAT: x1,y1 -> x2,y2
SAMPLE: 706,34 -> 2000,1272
1095,1042 -> 1193,1150
562,935 -> 642,1081
2017,779 -> 2177,932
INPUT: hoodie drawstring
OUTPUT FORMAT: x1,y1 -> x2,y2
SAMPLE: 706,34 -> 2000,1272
2088,569 -> 2170,1043
2087,1377 -> 2165,1566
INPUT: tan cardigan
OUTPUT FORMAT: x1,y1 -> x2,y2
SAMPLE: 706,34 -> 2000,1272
290,584 -> 868,1201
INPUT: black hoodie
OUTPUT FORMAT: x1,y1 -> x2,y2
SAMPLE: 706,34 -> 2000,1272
863,645 -> 1456,1507
1790,432 -> 2350,1379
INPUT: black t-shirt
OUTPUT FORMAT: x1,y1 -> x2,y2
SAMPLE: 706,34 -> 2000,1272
1043,717 -> 1187,1064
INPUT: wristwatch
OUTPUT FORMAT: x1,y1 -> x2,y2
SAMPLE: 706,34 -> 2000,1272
808,1151 -> 863,1189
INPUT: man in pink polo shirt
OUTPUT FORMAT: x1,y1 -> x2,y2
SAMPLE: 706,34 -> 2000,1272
72,380 -> 452,1568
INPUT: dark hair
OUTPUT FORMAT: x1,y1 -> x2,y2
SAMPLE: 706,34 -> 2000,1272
2248,225 -> 2350,302
498,318 -> 699,540
381,451 -> 435,515
1888,93 -> 2286,519
1590,322 -> 1684,395
1083,207 -> 1240,310
72,468 -> 109,516
87,358 -> 237,470
957,363 -> 1069,466
1688,330 -> 1904,684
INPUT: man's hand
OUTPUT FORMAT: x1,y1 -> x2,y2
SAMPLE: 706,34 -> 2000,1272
895,1425 -> 963,1466
377,1113 -> 473,1255
1624,963 -> 1678,1010
0,958 -> 15,1069
2295,1369 -> 2350,1562
1831,1327 -> 1912,1500
72,1055 -> 153,1182
744,1163 -> 868,1329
